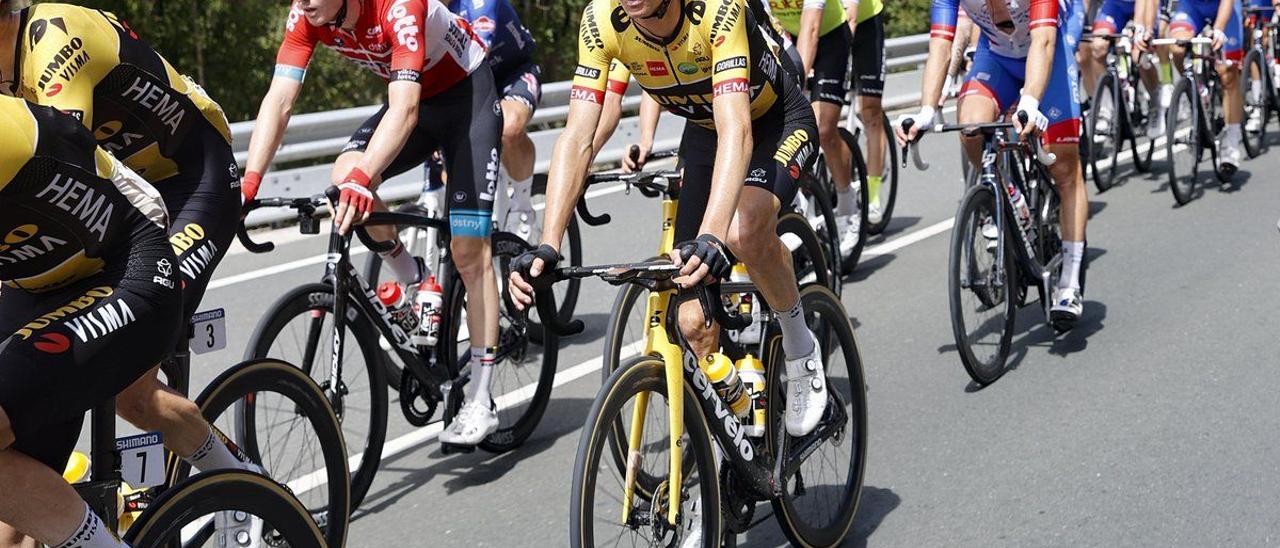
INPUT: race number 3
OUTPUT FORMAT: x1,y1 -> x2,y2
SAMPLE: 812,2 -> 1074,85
190,308 -> 227,354
116,432 -> 165,488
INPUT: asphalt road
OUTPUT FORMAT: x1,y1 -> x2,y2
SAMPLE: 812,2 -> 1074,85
94,71 -> 1280,546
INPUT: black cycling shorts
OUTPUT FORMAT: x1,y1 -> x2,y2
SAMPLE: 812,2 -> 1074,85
809,26 -> 853,105
851,13 -> 886,97
495,60 -> 542,114
161,125 -> 239,320
0,220 -> 182,472
674,84 -> 818,243
343,66 -> 503,238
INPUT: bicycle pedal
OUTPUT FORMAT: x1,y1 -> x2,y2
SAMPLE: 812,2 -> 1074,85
440,442 -> 477,455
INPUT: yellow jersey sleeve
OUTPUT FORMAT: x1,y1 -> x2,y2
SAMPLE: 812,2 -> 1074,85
703,0 -> 753,97
0,97 -> 38,190
18,6 -> 118,130
606,59 -> 631,95
571,0 -> 618,104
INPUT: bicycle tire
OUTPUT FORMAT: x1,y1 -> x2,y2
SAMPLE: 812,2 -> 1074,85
769,284 -> 867,547
1089,72 -> 1121,192
165,359 -> 350,547
125,469 -> 325,547
1130,75 -> 1156,172
836,128 -> 870,273
245,283 -> 388,511
860,113 -> 901,235
439,231 -> 558,453
1243,49 -> 1269,158
948,184 -> 1018,385
1167,76 -> 1200,205
777,212 -> 835,293
569,356 -> 722,548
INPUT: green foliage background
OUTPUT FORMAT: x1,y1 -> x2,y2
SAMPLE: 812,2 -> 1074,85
57,0 -> 932,122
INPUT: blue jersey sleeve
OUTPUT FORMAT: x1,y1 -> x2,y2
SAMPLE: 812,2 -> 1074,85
930,0 -> 961,40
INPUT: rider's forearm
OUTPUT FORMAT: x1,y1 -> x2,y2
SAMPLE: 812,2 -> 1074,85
798,11 -> 821,75
701,96 -> 752,239
1215,0 -> 1232,31
639,93 -> 661,148
1022,28 -> 1056,102
921,36 -> 955,113
355,83 -> 421,190
541,103 -> 601,250
244,83 -> 298,176
591,91 -> 625,154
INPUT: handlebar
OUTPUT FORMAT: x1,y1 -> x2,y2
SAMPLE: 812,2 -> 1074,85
1150,37 -> 1215,46
237,185 -> 450,254
899,112 -> 1055,168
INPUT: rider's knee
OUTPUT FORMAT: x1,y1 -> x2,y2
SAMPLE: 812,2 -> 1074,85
116,376 -> 198,428
450,237 -> 491,279
676,300 -> 716,351
0,405 -> 14,449
860,96 -> 883,117
1218,61 -> 1240,82
501,118 -> 527,145
724,207 -> 776,265
1091,38 -> 1110,60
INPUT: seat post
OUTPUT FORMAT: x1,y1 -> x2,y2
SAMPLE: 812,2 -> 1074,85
88,398 -> 119,531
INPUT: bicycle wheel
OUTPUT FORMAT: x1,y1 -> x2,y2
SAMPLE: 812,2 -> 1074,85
569,356 -> 722,548
1244,49 -> 1270,158
1167,77 -> 1200,205
836,128 -> 869,273
864,113 -> 899,236
777,211 -> 835,293
439,231 -> 558,452
164,359 -> 350,547
125,469 -> 325,547
797,167 -> 844,293
769,284 -> 867,547
1089,72 -> 1121,192
948,183 -> 1018,385
245,283 -> 388,511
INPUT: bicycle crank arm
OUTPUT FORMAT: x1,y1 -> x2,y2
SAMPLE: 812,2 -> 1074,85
780,391 -> 850,482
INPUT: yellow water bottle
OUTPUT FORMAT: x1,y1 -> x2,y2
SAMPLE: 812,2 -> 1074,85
701,353 -> 750,418
735,354 -> 767,437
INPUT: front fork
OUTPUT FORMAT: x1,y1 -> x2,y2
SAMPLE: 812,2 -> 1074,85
621,293 -> 685,527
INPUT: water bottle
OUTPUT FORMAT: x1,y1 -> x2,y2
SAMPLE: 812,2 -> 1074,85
377,281 -> 419,335
413,275 -> 444,347
1005,180 -> 1032,231
701,353 -> 750,419
728,265 -> 762,345
735,354 -> 767,437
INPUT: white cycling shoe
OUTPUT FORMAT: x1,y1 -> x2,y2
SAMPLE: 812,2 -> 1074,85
784,331 -> 827,437
837,212 -> 862,257
504,206 -> 539,244
1147,106 -> 1166,138
1247,108 -> 1264,133
1049,287 -> 1083,333
1220,137 -> 1243,176
215,464 -> 267,547
440,399 -> 499,446
981,216 -> 999,252
867,200 -> 884,226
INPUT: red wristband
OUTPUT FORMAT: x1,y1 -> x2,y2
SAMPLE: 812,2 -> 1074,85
345,167 -> 372,188
241,170 -> 262,197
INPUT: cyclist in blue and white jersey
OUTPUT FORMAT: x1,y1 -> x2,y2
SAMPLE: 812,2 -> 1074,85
897,0 -> 1092,331
1167,0 -> 1247,173
1083,0 -> 1168,137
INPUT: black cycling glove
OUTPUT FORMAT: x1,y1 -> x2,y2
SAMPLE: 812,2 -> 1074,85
511,244 -> 562,290
675,234 -> 735,283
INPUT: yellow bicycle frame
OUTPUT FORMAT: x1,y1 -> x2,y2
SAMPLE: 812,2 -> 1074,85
620,197 -> 689,527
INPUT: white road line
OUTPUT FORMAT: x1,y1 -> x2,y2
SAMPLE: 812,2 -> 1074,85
864,218 -> 954,256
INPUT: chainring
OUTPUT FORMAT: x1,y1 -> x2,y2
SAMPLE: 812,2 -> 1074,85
398,369 -> 438,427
719,467 -> 756,534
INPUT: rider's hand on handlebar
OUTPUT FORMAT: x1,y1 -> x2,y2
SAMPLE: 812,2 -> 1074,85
1211,27 -> 1227,51
669,234 -> 734,288
241,171 -> 262,209
623,142 -> 652,173
1012,95 -> 1049,141
1133,24 -> 1153,53
893,106 -> 936,147
509,244 -> 562,310
330,168 -> 374,235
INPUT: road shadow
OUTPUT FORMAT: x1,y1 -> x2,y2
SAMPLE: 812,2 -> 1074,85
845,252 -> 896,283
730,485 -> 901,547
1088,200 -> 1108,218
351,396 -> 595,520
1216,167 -> 1252,194
550,312 -> 611,350
870,215 -> 922,240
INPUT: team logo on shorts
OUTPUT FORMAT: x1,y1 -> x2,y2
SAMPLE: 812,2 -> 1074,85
454,191 -> 467,203
33,332 -> 71,354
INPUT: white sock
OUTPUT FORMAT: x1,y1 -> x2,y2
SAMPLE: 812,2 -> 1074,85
186,426 -> 253,473
836,183 -> 856,217
379,242 -> 421,285
1058,240 -> 1085,291
776,301 -> 816,359
55,502 -> 127,548
511,175 -> 533,211
1226,124 -> 1243,146
1252,79 -> 1263,99
469,346 -> 496,404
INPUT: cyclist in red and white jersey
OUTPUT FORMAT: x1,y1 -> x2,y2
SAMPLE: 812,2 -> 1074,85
898,0 -> 1091,331
241,0 -> 508,447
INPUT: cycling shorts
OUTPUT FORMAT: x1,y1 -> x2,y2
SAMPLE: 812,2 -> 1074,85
675,85 -> 818,243
960,33 -> 1083,145
851,12 -> 887,97
810,25 -> 852,105
0,221 -> 181,472
1171,0 -> 1245,62
343,66 -> 503,238
496,60 -> 543,114
1094,0 -> 1136,34
160,126 -> 239,321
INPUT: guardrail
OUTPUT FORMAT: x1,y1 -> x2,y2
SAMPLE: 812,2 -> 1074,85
241,32 -> 931,226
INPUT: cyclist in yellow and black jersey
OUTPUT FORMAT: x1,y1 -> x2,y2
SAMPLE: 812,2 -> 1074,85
0,95 -> 182,548
512,0 -> 833,437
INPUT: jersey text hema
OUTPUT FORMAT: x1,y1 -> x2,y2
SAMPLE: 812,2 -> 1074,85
35,173 -> 114,243
120,76 -> 186,135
